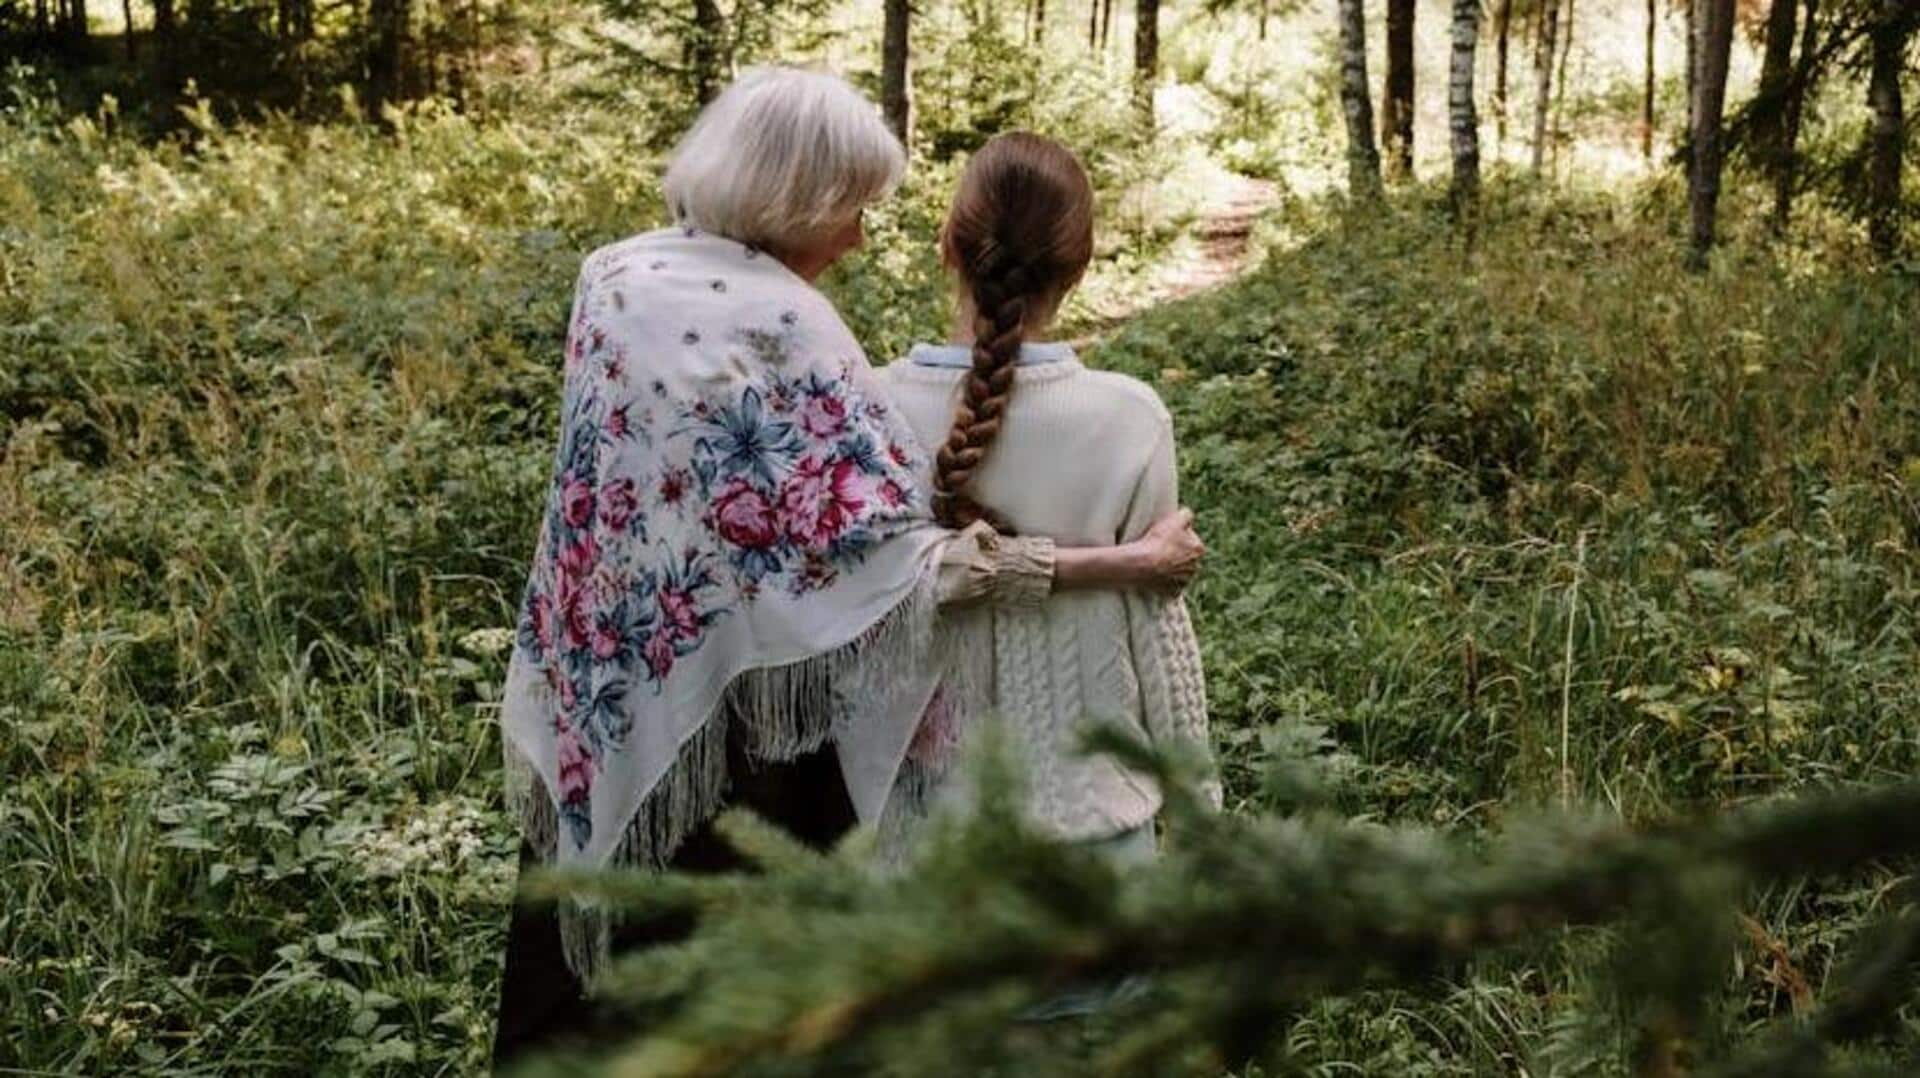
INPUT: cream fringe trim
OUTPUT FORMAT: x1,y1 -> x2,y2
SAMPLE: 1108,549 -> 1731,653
504,572 -> 996,986
870,605 -> 995,869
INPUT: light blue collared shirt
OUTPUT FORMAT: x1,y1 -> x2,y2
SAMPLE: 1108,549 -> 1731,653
906,341 -> 1076,368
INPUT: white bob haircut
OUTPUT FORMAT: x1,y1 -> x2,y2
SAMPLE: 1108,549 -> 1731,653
661,67 -> 907,253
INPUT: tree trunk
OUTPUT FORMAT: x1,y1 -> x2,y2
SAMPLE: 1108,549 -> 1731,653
59,0 -> 86,51
1134,0 -> 1159,122
1449,0 -> 1482,211
1383,0 -> 1416,178
1259,0 -> 1269,41
123,0 -> 136,61
691,0 -> 724,105
1554,0 -> 1575,169
1088,0 -> 1098,48
882,0 -> 912,145
1033,0 -> 1046,45
1531,0 -> 1560,174
1771,0 -> 1820,231
1685,0 -> 1699,185
278,0 -> 312,40
1100,0 -> 1115,52
1753,0 -> 1800,204
1865,0 -> 1910,261
152,0 -> 174,39
1494,0 -> 1513,146
368,0 -> 407,113
1338,0 -> 1383,199
1641,0 -> 1656,161
1688,0 -> 1736,266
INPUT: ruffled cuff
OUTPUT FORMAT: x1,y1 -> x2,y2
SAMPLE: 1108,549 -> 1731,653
990,532 -> 1055,609
935,521 -> 1057,609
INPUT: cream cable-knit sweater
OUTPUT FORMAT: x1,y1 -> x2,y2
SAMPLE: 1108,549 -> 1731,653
878,345 -> 1219,841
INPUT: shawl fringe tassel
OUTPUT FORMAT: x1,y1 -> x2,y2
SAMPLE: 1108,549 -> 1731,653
504,574 -> 994,986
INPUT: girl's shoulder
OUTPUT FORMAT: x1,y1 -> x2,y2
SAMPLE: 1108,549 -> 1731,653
1071,367 -> 1175,433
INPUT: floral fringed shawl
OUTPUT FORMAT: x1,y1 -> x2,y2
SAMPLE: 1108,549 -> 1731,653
499,227 -> 955,982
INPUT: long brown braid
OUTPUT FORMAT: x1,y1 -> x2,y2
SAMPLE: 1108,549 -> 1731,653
931,132 -> 1095,530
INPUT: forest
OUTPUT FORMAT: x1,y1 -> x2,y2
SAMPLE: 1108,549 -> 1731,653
2,0 -> 1918,1072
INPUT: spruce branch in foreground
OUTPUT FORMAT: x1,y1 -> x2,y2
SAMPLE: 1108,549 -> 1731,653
510,731 -> 1920,1077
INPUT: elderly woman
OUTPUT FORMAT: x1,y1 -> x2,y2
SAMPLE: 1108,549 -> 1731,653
489,67 -> 1203,1061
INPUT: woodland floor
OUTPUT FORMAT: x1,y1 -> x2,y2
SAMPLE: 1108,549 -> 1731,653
1067,171 -> 1280,347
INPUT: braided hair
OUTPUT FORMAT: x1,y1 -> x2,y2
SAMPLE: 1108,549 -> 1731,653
931,133 -> 1095,531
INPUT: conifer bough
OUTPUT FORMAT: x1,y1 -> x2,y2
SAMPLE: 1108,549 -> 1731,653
522,743 -> 1920,1077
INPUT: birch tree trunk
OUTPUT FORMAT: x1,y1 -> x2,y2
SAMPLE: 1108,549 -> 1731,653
1688,0 -> 1736,266
1494,0 -> 1513,146
1449,0 -> 1482,210
1531,0 -> 1560,175
1383,0 -> 1416,179
1338,0 -> 1383,199
881,0 -> 912,145
1865,0 -> 1910,261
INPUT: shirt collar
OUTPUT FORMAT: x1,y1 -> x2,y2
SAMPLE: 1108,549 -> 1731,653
907,341 -> 1076,369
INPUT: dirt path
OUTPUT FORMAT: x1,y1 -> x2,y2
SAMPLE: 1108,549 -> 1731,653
1067,172 -> 1279,348
1171,173 -> 1280,297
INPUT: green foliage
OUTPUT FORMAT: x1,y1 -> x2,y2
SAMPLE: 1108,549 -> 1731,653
4,1 -> 1920,1073
0,67 -> 660,1074
513,735 -> 1920,1076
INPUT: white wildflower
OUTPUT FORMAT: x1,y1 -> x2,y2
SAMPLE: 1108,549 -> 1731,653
353,798 -> 493,880
458,628 -> 515,658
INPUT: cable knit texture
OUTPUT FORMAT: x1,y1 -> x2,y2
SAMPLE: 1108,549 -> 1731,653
877,349 -> 1218,840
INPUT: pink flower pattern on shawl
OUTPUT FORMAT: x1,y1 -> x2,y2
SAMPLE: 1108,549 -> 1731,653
511,238 -> 929,851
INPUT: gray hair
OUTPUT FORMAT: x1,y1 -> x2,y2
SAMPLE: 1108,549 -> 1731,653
661,67 -> 907,253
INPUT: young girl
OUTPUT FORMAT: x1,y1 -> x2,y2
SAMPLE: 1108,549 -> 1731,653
876,132 -> 1220,871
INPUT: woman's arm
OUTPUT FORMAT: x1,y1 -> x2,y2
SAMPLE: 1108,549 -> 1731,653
1059,414 -> 1203,594
934,415 -> 1203,606
1053,508 -> 1202,594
